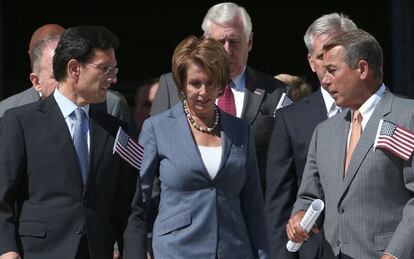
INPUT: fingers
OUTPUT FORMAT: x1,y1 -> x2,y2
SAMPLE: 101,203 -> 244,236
286,211 -> 309,243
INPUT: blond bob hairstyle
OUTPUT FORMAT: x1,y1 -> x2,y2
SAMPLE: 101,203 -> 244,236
172,36 -> 230,98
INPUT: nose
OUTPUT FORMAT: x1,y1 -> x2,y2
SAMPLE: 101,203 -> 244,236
108,74 -> 118,84
321,71 -> 331,86
199,85 -> 208,95
222,40 -> 231,55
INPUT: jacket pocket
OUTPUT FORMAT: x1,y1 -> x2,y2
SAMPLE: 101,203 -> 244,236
18,221 -> 47,238
373,232 -> 394,251
157,209 -> 192,236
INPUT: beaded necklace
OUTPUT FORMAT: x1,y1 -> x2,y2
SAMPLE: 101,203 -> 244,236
183,99 -> 219,133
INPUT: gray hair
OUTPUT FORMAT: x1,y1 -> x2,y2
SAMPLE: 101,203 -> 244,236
304,13 -> 357,53
30,34 -> 61,73
202,2 -> 252,39
323,29 -> 383,80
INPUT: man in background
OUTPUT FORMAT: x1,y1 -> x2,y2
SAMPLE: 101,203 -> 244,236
151,2 -> 288,192
265,13 -> 357,259
0,25 -> 146,259
0,24 -> 135,134
134,78 -> 159,132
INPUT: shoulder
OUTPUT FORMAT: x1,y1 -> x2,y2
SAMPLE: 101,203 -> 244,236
221,111 -> 250,133
281,90 -> 322,114
90,105 -> 128,136
246,66 -> 288,92
0,88 -> 38,116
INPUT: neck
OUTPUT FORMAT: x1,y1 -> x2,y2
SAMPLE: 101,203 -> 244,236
57,83 -> 87,106
183,99 -> 219,133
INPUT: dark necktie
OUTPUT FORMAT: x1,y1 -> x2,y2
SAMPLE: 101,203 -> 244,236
72,108 -> 89,184
217,81 -> 236,116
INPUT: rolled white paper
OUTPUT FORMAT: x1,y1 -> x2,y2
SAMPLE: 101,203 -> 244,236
286,199 -> 325,252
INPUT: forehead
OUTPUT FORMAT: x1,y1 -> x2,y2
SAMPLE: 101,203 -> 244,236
208,18 -> 245,39
323,45 -> 345,64
186,62 -> 207,77
312,34 -> 332,53
90,48 -> 116,63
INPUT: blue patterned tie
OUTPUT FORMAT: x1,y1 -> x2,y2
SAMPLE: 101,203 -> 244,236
72,108 -> 89,184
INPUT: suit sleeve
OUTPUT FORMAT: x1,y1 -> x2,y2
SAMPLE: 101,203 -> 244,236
108,92 -> 138,136
123,119 -> 159,259
264,111 -> 298,259
385,140 -> 414,257
240,126 -> 270,259
150,74 -> 171,116
292,124 -> 325,215
0,110 -> 26,255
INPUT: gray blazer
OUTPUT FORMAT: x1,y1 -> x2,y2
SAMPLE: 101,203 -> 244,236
124,102 -> 269,259
151,67 -> 288,191
0,87 -> 40,117
293,90 -> 414,258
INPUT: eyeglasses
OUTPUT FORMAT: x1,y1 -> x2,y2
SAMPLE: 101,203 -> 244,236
86,63 -> 118,76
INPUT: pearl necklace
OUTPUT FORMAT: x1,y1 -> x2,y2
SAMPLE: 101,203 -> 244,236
183,99 -> 219,133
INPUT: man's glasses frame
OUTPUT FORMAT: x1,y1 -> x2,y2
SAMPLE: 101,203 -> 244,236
86,63 -> 118,76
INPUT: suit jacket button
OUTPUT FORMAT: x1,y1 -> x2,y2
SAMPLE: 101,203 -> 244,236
338,208 -> 344,214
336,240 -> 340,247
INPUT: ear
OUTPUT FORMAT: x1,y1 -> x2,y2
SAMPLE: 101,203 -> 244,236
307,53 -> 316,72
247,32 -> 253,52
30,72 -> 42,93
67,59 -> 81,80
358,60 -> 369,80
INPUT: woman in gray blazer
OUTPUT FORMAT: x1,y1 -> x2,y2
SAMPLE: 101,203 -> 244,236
124,36 -> 269,259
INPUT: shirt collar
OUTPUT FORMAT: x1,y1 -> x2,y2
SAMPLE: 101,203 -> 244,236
231,66 -> 246,92
53,88 -> 90,119
321,86 -> 337,114
355,83 -> 386,128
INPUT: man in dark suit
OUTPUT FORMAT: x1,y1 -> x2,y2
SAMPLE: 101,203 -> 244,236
151,2 -> 287,192
0,26 -> 146,259
265,13 -> 357,259
0,24 -> 135,134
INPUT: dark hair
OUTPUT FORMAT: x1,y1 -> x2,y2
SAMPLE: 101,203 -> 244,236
323,29 -> 383,80
172,36 -> 229,97
53,25 -> 119,82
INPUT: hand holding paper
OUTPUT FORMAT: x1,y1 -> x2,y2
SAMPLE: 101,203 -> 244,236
286,199 -> 324,252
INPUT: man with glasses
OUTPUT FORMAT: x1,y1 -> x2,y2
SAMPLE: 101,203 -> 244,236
0,24 -> 135,135
0,25 -> 146,259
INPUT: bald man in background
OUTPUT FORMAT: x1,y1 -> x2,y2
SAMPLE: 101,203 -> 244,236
0,24 -> 135,134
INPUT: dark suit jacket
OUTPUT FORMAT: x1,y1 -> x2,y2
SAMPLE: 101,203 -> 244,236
265,89 -> 326,259
151,66 -> 287,192
0,95 -> 146,259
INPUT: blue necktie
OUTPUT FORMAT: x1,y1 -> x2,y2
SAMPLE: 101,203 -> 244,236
72,108 -> 89,184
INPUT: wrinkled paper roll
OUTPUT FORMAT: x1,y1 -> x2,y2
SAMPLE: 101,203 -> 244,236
286,199 -> 324,252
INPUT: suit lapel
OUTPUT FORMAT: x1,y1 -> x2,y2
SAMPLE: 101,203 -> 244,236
241,67 -> 265,125
170,103 -> 212,180
331,110 -> 351,185
340,91 -> 393,196
308,89 -> 329,122
39,96 -> 84,192
214,111 -> 232,182
87,105 -> 110,192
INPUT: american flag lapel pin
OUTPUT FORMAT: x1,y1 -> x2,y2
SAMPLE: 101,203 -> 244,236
254,89 -> 264,96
